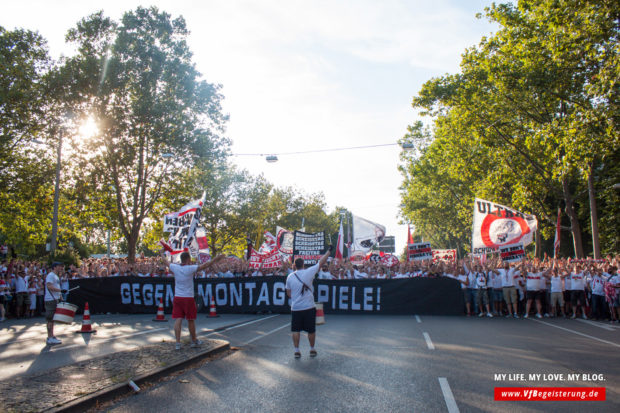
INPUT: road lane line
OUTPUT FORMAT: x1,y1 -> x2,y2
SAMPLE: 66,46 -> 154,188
204,314 -> 280,336
53,316 -> 280,351
423,332 -> 435,350
529,318 -> 620,348
438,377 -> 459,413
575,319 -> 615,331
415,315 -> 421,323
242,323 -> 290,345
51,327 -> 170,351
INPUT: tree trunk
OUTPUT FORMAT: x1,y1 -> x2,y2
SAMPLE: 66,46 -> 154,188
588,162 -> 601,259
127,225 -> 140,264
562,176 -> 584,258
534,228 -> 541,258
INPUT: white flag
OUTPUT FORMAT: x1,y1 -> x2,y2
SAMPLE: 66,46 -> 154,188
182,191 -> 206,253
352,215 -> 386,252
472,198 -> 537,255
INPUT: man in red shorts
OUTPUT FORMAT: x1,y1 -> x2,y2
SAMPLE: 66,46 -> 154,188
161,251 -> 224,350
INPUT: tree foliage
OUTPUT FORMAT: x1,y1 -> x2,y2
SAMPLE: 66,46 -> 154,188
401,0 -> 619,257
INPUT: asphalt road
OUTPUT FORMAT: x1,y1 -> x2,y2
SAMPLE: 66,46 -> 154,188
102,315 -> 620,413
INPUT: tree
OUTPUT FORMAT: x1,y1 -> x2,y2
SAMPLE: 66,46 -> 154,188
401,0 -> 619,258
56,7 -> 229,262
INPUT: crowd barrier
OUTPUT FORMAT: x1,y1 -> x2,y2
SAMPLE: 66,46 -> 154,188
68,276 -> 464,316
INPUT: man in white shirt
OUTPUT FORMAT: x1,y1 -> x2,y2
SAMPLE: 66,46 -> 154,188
547,268 -> 567,317
524,265 -> 549,319
161,251 -> 224,350
45,263 -> 66,345
318,265 -> 334,280
590,269 -> 606,320
286,248 -> 331,359
499,261 -> 523,318
15,271 -> 28,318
569,265 -> 588,319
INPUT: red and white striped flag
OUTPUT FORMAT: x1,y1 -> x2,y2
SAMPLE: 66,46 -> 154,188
335,220 -> 344,259
553,207 -> 561,258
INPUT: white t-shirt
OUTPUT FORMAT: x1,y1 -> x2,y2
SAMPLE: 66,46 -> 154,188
525,272 -> 543,291
169,263 -> 198,298
286,263 -> 320,311
499,268 -> 519,287
15,276 -> 28,293
550,275 -> 564,293
467,272 -> 476,289
591,275 -> 605,296
457,274 -> 468,289
318,270 -> 334,280
45,272 -> 61,301
354,270 -> 368,279
570,272 -> 585,291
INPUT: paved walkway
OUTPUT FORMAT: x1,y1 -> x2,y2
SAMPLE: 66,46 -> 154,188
0,313 -> 270,411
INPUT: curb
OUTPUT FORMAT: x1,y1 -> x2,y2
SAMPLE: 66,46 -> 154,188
46,340 -> 230,413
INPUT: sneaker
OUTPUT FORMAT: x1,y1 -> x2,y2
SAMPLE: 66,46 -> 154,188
505,314 -> 512,318
0,317 -> 5,322
175,343 -> 181,350
514,314 -> 520,319
478,312 -> 484,317
486,312 -> 493,318
544,313 -> 550,318
524,314 -> 529,319
582,314 -> 588,320
190,339 -> 203,348
294,351 -> 301,359
570,314 -> 576,319
536,313 -> 542,319
309,349 -> 317,357
46,337 -> 61,345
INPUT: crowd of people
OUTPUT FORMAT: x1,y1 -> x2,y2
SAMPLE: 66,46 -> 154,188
1,253 -> 619,322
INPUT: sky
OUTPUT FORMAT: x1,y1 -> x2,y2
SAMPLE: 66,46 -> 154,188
1,0 -> 499,254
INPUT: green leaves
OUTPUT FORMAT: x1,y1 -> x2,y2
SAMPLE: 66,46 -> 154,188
401,0 -> 619,256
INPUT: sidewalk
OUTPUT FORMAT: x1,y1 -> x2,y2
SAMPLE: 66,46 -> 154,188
0,338 -> 229,412
0,313 -> 262,412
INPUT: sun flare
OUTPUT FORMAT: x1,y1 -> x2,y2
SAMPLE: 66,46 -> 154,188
78,116 -> 99,140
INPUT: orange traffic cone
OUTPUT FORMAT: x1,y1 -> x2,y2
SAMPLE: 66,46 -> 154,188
207,296 -> 219,318
153,299 -> 168,322
315,302 -> 325,325
76,302 -> 97,333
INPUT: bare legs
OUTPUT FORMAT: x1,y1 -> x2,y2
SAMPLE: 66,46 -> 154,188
174,318 -> 198,343
291,331 -> 315,349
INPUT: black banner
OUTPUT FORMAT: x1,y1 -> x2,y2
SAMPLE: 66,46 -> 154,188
68,276 -> 463,316
293,230 -> 327,265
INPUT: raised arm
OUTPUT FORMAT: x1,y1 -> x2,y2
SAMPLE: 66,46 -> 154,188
197,254 -> 226,273
160,251 -> 171,268
318,246 -> 332,268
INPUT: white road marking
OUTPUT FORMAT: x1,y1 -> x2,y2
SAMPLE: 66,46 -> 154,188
52,315 -> 281,351
415,315 -> 421,323
203,314 -> 280,336
51,327 -> 170,351
423,332 -> 435,350
438,377 -> 459,413
529,318 -> 620,348
242,323 -> 290,345
576,319 -> 615,331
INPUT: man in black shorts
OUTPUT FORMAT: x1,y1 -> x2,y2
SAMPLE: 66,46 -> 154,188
286,247 -> 331,358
